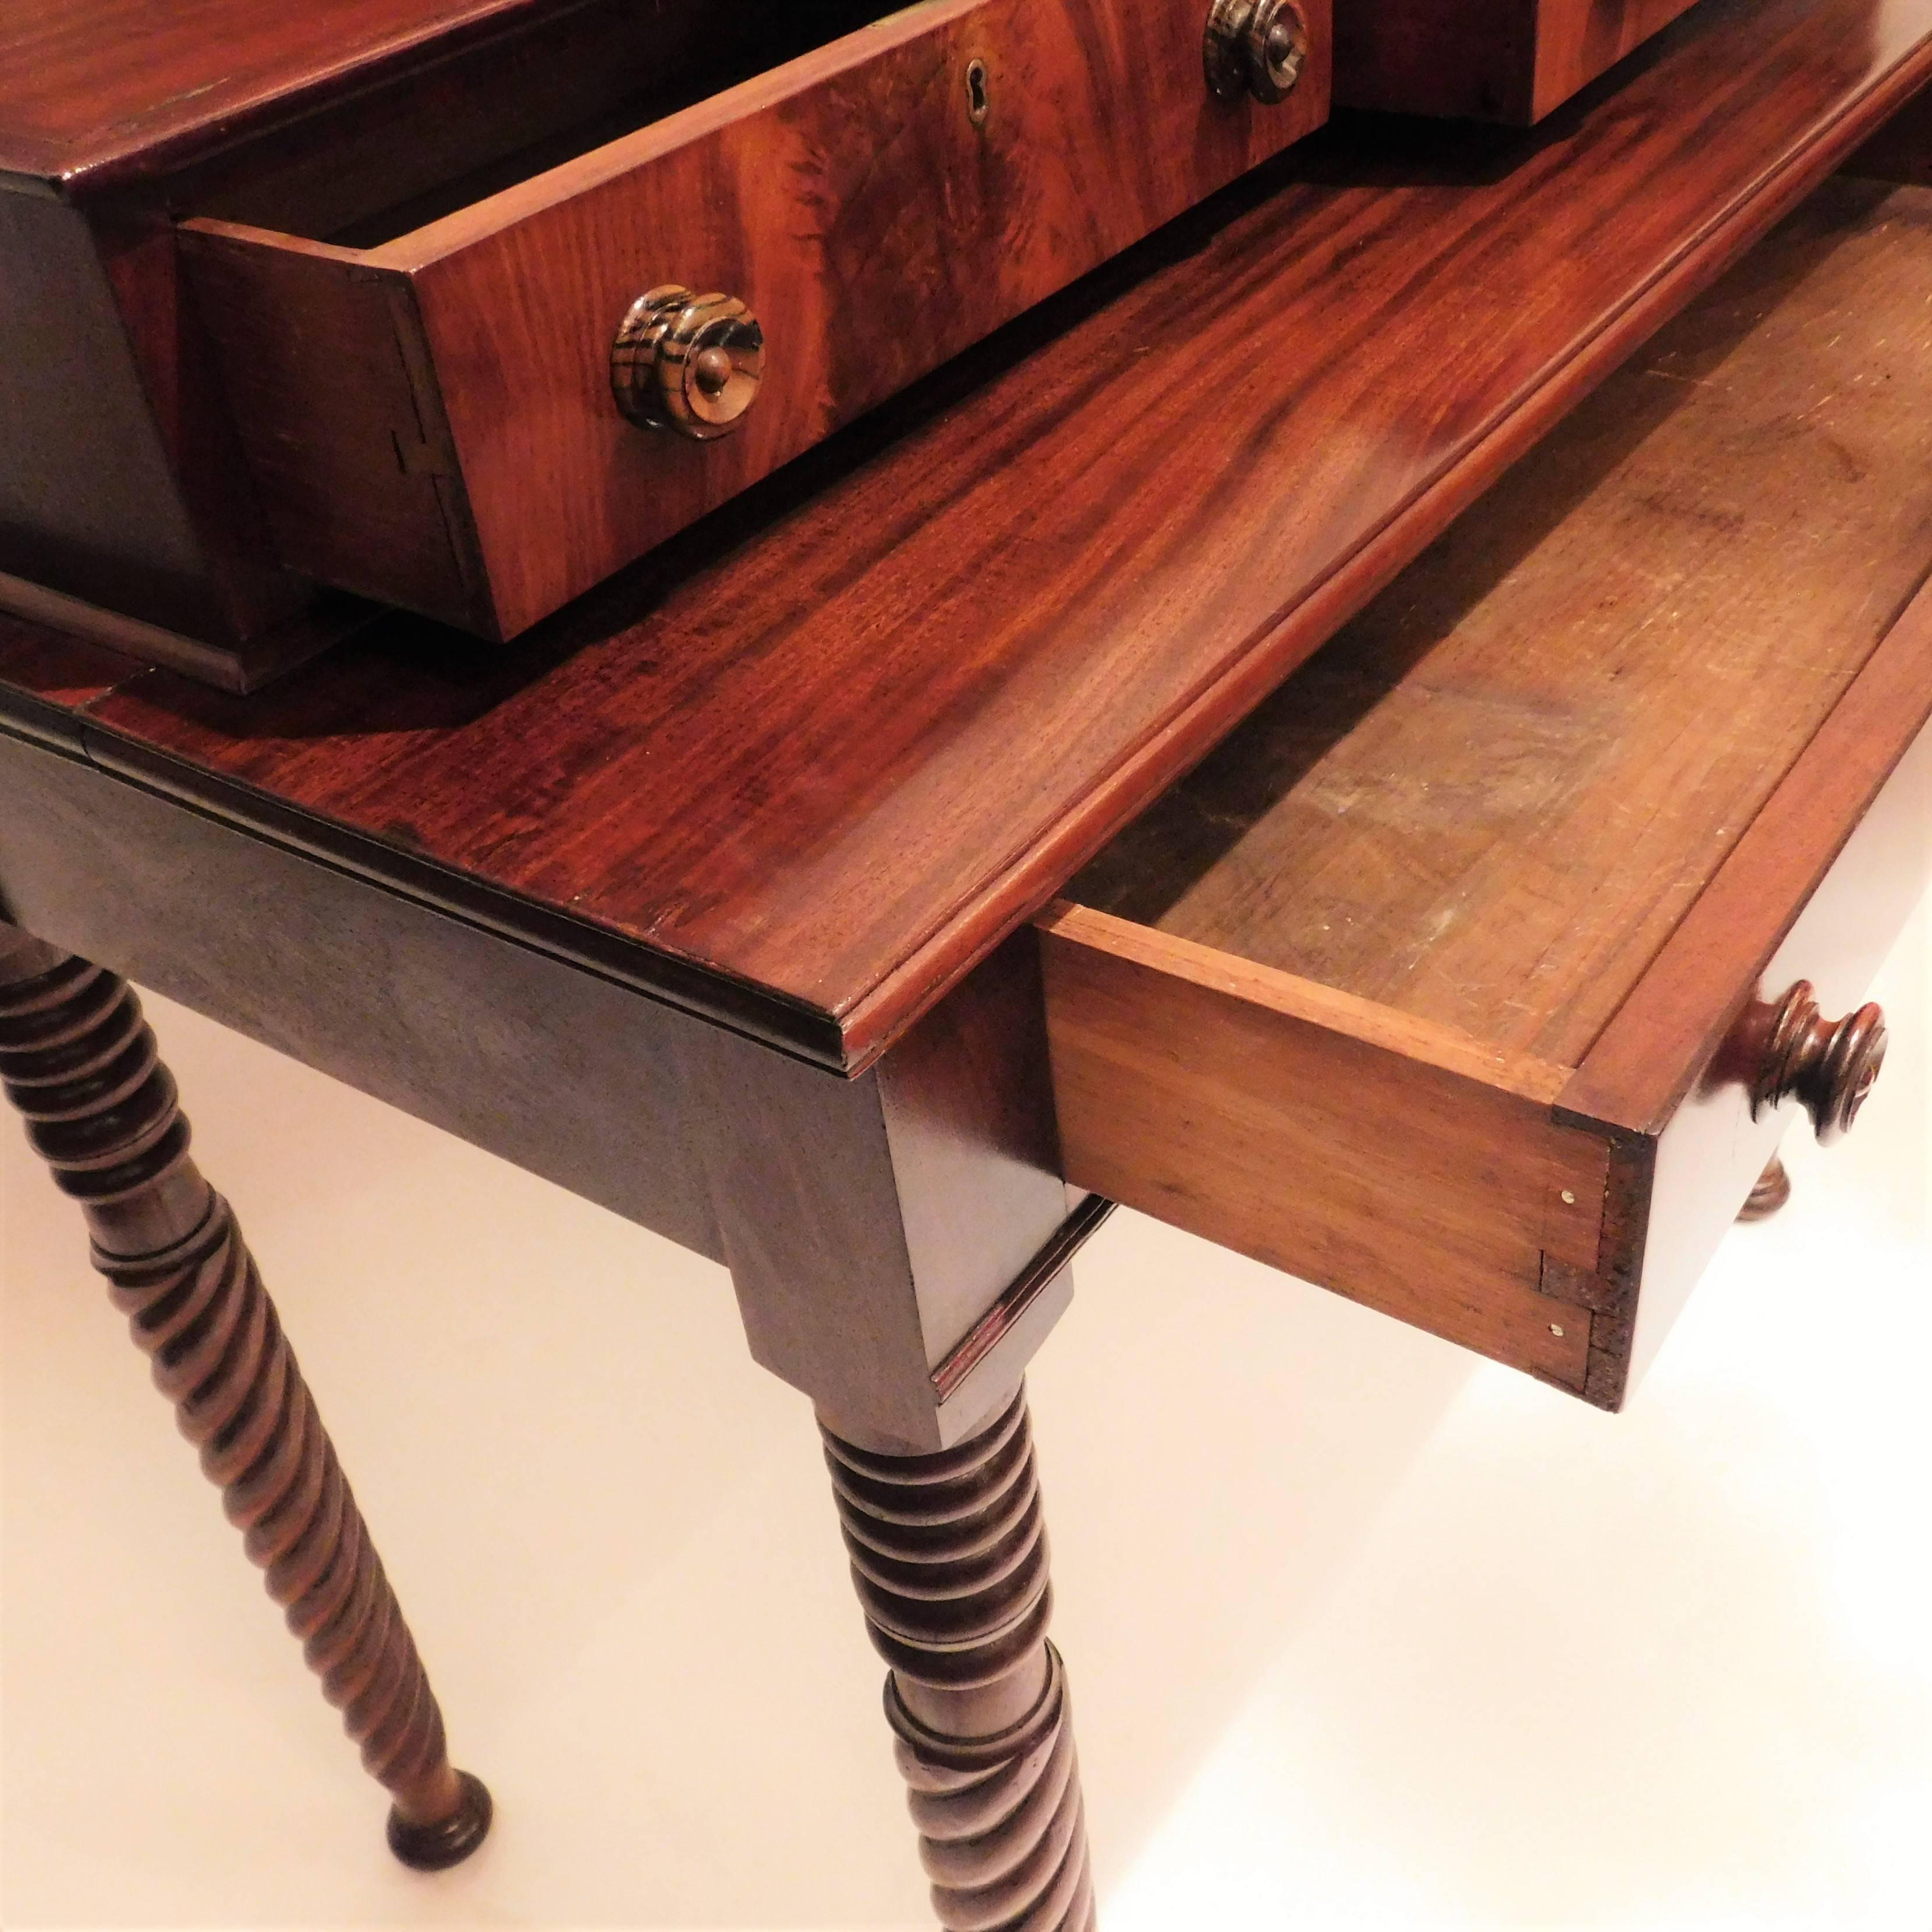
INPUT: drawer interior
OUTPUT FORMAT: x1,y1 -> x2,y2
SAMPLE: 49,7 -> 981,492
1044,175 -> 1932,1399
182,0 -> 900,245
1071,174 -> 1932,1075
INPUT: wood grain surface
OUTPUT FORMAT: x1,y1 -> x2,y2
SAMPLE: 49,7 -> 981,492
179,235 -> 488,632
166,2 -> 891,244
1048,529 -> 1932,1412
0,0 -> 680,192
1530,0 -> 1705,118
0,725 -> 1080,1448
5,0 -> 1931,1072
1564,575 -> 1932,1137
183,0 -> 1331,634
2,0 -> 888,663
0,195 -> 221,635
0,614 -> 128,746
0,728 -> 729,1257
1071,175 -> 1932,1067
1053,174 -> 1932,1406
1040,902 -> 1607,1391
1338,0 -> 1703,122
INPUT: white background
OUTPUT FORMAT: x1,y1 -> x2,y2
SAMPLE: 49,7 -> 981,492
3,889 -> 1927,1930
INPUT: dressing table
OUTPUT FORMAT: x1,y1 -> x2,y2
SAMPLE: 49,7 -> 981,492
4,0 -> 1931,1921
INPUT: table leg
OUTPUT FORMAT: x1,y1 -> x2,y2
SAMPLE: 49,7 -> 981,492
0,930 -> 490,1870
823,1382 -> 1097,1931
1738,1153 -> 1793,1221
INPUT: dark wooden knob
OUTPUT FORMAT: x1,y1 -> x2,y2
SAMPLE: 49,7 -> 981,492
1204,0 -> 1309,103
611,284 -> 764,441
1723,980 -> 1887,1144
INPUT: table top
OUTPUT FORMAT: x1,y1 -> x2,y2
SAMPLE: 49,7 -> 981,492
5,0 -> 1931,1074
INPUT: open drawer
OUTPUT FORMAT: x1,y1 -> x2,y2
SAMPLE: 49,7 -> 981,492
179,0 -> 1330,641
1040,175 -> 1932,1409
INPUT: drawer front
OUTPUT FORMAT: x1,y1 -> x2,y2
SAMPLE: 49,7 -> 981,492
1556,603 -> 1932,1405
182,0 -> 1331,639
1620,725 -> 1932,1391
1337,0 -> 1700,122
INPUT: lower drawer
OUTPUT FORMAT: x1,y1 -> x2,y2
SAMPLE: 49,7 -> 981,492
1039,175 -> 1932,1408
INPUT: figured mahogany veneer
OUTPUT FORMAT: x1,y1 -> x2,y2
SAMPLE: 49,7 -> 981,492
1045,176 -> 1932,1407
179,0 -> 1332,639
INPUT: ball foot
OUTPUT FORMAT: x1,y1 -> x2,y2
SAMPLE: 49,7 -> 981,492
387,1771 -> 493,1871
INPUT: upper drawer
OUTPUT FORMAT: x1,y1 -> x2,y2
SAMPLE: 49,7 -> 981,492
179,0 -> 1331,640
1039,175 -> 1932,1409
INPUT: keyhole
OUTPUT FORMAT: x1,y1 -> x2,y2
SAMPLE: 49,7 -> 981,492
965,58 -> 990,125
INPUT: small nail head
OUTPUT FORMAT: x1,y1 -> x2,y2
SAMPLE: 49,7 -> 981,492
1561,1190 -> 1577,1204
1550,1324 -> 1565,1338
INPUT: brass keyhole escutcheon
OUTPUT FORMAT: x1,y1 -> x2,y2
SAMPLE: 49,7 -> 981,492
612,285 -> 764,441
965,57 -> 991,126
1204,0 -> 1309,104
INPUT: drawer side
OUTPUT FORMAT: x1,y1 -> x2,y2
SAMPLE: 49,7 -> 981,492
1041,906 -> 1605,1391
180,226 -> 492,633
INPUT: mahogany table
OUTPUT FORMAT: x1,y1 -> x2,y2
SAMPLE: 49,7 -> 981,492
4,0 -> 1932,1921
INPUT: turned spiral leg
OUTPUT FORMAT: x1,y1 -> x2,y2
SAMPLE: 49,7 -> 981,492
824,1385 -> 1097,1931
0,929 -> 490,1870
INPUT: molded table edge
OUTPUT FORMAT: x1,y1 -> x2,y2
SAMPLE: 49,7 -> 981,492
0,710 -> 850,1071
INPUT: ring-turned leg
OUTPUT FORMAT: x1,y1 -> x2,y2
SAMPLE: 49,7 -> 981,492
1738,1154 -> 1792,1221
0,930 -> 491,1870
823,1383 -> 1097,1931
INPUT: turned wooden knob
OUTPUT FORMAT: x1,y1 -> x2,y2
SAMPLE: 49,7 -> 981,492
1724,980 -> 1887,1144
1204,0 -> 1309,102
611,285 -> 764,441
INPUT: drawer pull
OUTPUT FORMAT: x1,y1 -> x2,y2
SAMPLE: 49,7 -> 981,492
1727,981 -> 1888,1144
1738,1157 -> 1793,1222
1204,0 -> 1310,103
611,285 -> 764,441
